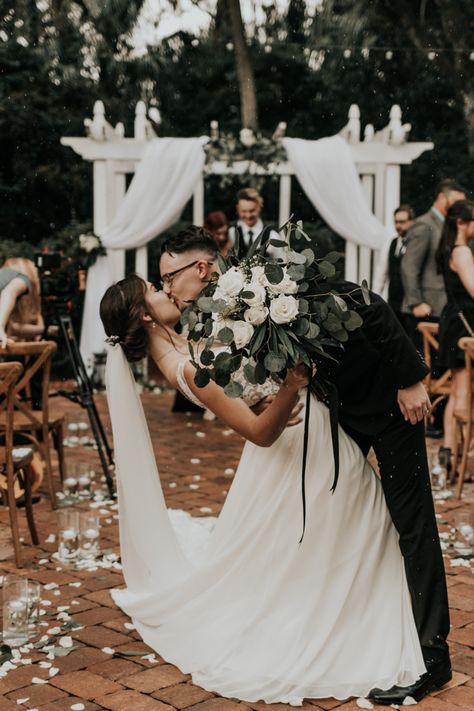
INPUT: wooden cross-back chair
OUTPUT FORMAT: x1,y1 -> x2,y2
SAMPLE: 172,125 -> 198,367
0,362 -> 39,567
451,337 -> 474,498
0,341 -> 65,508
417,322 -> 452,418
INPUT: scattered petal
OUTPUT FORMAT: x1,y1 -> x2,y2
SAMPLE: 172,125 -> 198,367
68,582 -> 81,588
59,636 -> 73,648
403,698 -> 417,706
168,482 -> 177,488
101,647 -> 115,654
200,507 -> 212,513
224,468 -> 235,476
44,583 -> 58,590
189,484 -> 199,490
49,667 -> 59,677
71,704 -> 85,711
196,431 -> 206,438
16,699 -> 30,705
38,559 -> 48,565
38,662 -> 52,668
356,699 -> 374,709
123,622 -> 135,630
32,677 -> 48,684
45,534 -> 56,543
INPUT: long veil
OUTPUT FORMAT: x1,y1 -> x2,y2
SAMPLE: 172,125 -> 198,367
105,343 -> 192,595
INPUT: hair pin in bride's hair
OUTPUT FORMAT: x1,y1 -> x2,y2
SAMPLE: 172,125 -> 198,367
105,335 -> 121,345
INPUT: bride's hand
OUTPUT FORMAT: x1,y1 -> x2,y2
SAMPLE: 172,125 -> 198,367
252,395 -> 304,427
283,363 -> 310,391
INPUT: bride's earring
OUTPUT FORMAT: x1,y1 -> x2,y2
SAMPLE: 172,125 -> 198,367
152,322 -> 156,329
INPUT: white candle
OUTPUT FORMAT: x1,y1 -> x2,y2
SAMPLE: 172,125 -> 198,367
64,477 -> 77,488
8,599 -> 26,611
78,476 -> 91,487
83,528 -> 99,540
68,423 -> 79,432
61,528 -> 77,541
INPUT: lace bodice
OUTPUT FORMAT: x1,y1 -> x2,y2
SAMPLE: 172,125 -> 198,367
176,357 -> 280,409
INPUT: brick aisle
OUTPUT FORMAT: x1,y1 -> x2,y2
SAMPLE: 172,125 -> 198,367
0,385 -> 473,711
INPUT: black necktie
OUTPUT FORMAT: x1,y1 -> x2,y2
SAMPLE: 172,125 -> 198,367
247,230 -> 253,246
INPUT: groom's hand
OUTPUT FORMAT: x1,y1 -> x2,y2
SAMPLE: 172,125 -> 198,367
252,396 -> 304,427
397,382 -> 431,425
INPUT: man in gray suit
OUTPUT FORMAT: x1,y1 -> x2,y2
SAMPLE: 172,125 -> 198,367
401,178 -> 465,343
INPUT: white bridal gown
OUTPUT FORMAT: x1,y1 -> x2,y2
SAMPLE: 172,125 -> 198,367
106,344 -> 426,706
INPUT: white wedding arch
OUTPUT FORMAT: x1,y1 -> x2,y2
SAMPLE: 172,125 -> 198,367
61,101 -> 433,367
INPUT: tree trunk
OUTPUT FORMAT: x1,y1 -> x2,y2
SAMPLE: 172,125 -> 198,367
227,0 -> 259,131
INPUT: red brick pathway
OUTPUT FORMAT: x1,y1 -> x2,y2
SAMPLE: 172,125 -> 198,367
0,386 -> 473,711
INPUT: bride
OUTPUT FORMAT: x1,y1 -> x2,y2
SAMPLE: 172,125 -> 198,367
100,274 -> 426,706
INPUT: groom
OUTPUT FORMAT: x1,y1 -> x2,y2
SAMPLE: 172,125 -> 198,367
159,226 -> 451,704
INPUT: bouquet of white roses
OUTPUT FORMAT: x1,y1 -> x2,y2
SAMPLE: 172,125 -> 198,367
181,223 -> 369,399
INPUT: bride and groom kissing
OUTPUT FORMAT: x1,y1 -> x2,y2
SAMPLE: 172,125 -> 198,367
100,225 -> 451,706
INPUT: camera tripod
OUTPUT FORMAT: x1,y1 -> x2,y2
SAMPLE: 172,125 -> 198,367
48,309 -> 115,498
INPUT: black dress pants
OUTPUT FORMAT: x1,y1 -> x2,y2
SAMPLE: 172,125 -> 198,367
344,415 -> 450,663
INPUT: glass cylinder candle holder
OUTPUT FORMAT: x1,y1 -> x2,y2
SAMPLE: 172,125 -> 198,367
78,418 -> 90,446
453,510 -> 474,557
79,512 -> 101,560
57,509 -> 80,563
67,418 -> 80,447
24,580 -> 41,635
2,577 -> 29,646
63,475 -> 78,501
75,462 -> 93,499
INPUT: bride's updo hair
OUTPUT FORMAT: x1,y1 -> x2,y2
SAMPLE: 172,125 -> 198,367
100,274 -> 149,362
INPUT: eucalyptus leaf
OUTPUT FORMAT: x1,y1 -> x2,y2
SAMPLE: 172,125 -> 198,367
275,325 -> 297,360
361,279 -> 371,305
264,351 -> 287,372
241,290 -> 256,300
287,250 -> 307,265
196,296 -> 215,313
255,361 -> 267,384
298,298 -> 309,314
249,324 -> 266,355
113,650 -> 149,657
243,362 -> 257,384
301,248 -> 315,265
324,313 -> 343,333
344,310 -> 364,331
298,281 -> 309,293
214,351 -> 234,369
204,319 -> 214,337
200,348 -> 215,365
194,368 -> 210,388
224,380 -> 244,398
211,298 -> 228,313
187,311 -> 198,330
49,645 -> 79,657
333,328 -> 349,342
217,253 -> 229,274
215,369 -> 231,387
217,327 -> 234,344
287,264 -> 306,281
0,644 -> 13,665
269,239 -> 288,248
306,321 -> 321,339
292,317 -> 310,336
324,251 -> 343,264
317,261 -> 336,278
264,263 -> 284,284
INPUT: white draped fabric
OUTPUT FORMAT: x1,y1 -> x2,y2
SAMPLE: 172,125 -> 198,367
80,137 -> 208,368
82,134 -> 391,367
105,343 -> 425,705
283,136 -> 392,251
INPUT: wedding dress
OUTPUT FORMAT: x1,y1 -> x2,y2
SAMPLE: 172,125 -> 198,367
106,344 -> 426,706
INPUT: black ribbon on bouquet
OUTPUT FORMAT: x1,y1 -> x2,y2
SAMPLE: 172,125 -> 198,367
299,382 -> 340,544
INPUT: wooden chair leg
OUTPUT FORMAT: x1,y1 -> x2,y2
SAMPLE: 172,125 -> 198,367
55,423 -> 66,484
23,465 -> 39,545
42,429 -> 57,509
456,419 -> 473,499
6,477 -> 22,568
450,420 -> 462,484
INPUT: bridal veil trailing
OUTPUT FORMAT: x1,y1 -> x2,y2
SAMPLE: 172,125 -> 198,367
105,343 -> 426,706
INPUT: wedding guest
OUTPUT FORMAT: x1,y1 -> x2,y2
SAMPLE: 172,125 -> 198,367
228,187 -> 280,258
0,257 -> 44,348
401,179 -> 466,348
204,211 -> 231,256
373,204 -> 415,325
435,199 -> 474,476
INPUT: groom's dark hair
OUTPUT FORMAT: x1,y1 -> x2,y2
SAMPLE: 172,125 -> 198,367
161,225 -> 217,258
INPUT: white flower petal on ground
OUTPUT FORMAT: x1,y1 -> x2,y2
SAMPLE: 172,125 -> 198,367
58,636 -> 73,648
269,294 -> 299,324
356,699 -> 374,709
38,661 -> 52,668
32,677 -> 48,684
123,622 -> 135,630
16,698 -> 30,704
190,458 -> 200,464
403,697 -> 417,706
196,432 -> 206,438
49,667 -> 59,677
44,583 -> 58,590
45,534 -> 56,543
70,704 -> 85,711
101,647 -> 115,654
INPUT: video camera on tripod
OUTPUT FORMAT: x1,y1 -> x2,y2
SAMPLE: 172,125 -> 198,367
35,251 -> 115,497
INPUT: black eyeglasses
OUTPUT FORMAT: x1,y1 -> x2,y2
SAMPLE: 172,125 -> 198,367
159,260 -> 199,287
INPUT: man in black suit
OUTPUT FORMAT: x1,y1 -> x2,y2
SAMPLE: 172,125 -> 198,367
373,204 -> 415,326
160,227 -> 451,705
228,187 -> 280,259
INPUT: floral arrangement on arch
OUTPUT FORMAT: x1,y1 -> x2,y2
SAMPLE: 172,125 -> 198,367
181,223 -> 370,399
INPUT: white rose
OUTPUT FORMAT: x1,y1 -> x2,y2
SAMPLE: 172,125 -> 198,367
266,269 -> 298,295
232,320 -> 255,349
212,315 -> 231,337
269,295 -> 299,324
244,305 -> 269,326
250,265 -> 267,286
241,282 -> 266,307
79,234 -> 100,253
217,267 -> 246,297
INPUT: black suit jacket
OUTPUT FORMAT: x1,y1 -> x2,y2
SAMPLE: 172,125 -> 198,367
313,279 -> 429,437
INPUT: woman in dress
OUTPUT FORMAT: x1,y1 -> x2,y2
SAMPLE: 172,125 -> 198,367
436,199 -> 474,475
100,274 -> 426,706
0,257 -> 43,348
